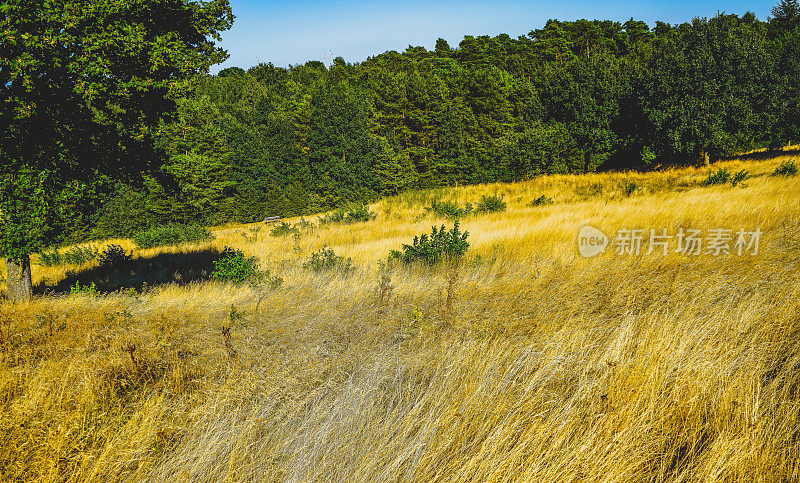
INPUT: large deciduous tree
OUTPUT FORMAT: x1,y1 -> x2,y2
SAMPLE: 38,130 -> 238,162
0,0 -> 233,302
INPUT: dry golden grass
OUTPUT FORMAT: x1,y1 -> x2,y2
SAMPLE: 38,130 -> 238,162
1,155 -> 800,482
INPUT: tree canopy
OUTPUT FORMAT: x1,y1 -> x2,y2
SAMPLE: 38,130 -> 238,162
3,2 -> 799,303
0,0 -> 233,300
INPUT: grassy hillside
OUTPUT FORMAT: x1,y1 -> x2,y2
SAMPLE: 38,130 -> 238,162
1,155 -> 799,481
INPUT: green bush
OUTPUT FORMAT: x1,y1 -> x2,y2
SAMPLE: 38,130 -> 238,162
70,281 -> 98,296
37,245 -> 99,266
64,245 -> 99,265
475,194 -> 506,213
774,160 -> 798,176
37,249 -> 63,267
730,169 -> 749,187
528,195 -> 554,206
389,220 -> 470,265
212,248 -> 261,283
132,224 -> 212,249
620,180 -> 640,196
294,217 -> 315,232
97,244 -> 132,267
703,167 -> 748,187
703,168 -> 731,186
270,222 -> 299,237
303,247 -> 354,273
426,199 -> 473,219
318,204 -> 377,224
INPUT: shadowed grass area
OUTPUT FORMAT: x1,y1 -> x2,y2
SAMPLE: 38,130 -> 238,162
36,248 -> 224,295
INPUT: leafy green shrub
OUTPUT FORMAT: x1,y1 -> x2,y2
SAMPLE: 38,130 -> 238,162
70,281 -> 98,296
37,245 -> 99,266
318,204 -> 377,224
37,249 -> 63,267
294,217 -> 315,232
426,199 -> 473,219
64,245 -> 99,265
97,244 -> 133,267
528,195 -> 554,206
132,224 -> 212,249
774,160 -> 798,176
270,221 -> 299,237
730,169 -> 749,187
703,168 -> 731,186
620,180 -> 640,196
212,248 -> 261,283
475,194 -> 506,213
303,247 -> 354,273
389,220 -> 470,265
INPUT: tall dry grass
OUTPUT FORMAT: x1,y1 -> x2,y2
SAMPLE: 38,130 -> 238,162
1,156 -> 799,482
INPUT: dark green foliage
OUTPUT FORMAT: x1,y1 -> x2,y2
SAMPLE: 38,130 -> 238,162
529,195 -> 554,206
6,5 -> 800,260
0,0 -> 233,300
37,249 -> 64,267
774,160 -> 798,176
389,221 -> 470,265
475,194 -> 507,213
126,9 -> 796,236
97,245 -> 133,268
730,170 -> 749,187
132,224 -> 212,249
303,247 -> 354,273
426,200 -> 473,219
64,246 -> 100,265
703,168 -> 732,185
620,180 -> 640,196
270,222 -> 299,237
318,204 -> 377,225
37,245 -> 99,267
703,168 -> 749,187
212,248 -> 261,283
70,281 -> 99,297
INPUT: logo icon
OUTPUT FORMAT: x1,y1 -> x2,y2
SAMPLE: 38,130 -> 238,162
577,225 -> 608,258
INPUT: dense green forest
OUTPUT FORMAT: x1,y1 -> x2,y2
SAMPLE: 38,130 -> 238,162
90,3 -> 800,237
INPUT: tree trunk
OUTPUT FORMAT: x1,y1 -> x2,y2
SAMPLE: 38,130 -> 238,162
5,256 -> 32,303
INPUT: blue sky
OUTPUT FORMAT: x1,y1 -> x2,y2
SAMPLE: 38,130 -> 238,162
211,0 -> 776,73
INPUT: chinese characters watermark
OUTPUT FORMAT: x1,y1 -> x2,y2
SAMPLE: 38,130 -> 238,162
577,225 -> 761,258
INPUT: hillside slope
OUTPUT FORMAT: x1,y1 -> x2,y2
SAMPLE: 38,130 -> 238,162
1,155 -> 799,482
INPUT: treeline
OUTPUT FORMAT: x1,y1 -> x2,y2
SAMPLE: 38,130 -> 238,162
91,4 -> 800,237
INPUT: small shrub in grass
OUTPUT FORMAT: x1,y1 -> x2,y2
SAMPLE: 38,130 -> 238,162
294,217 -> 315,232
426,199 -> 473,219
212,248 -> 261,283
703,167 -> 748,187
730,169 -> 749,187
703,168 -> 730,186
97,244 -> 132,267
389,220 -> 470,265
270,222 -> 299,237
133,224 -> 212,249
70,281 -> 98,296
774,160 -> 798,176
528,195 -> 554,207
619,180 -> 640,196
318,204 -> 377,225
475,194 -> 506,213
303,247 -> 354,273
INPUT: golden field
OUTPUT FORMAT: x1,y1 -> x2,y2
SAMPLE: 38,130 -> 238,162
1,155 -> 799,482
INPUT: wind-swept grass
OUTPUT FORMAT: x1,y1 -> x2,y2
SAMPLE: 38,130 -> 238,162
0,155 -> 799,481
